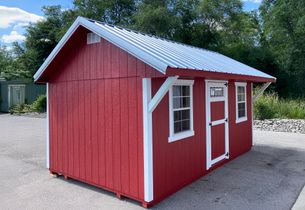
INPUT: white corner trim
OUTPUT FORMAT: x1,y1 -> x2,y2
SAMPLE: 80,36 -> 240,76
142,78 -> 153,202
168,79 -> 194,142
251,83 -> 254,146
46,83 -> 50,169
235,82 -> 248,124
148,76 -> 178,113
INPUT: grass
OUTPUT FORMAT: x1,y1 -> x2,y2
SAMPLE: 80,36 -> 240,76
254,93 -> 305,120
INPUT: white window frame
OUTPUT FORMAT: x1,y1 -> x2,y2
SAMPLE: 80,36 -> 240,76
235,82 -> 247,123
87,32 -> 101,44
168,79 -> 194,142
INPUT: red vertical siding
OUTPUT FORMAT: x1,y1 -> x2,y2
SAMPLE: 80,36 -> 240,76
47,27 -> 162,202
151,79 -> 252,203
228,81 -> 253,158
151,77 -> 206,202
46,26 -> 253,206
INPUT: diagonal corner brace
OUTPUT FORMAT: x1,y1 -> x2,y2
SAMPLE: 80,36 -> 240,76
253,82 -> 271,102
148,76 -> 178,113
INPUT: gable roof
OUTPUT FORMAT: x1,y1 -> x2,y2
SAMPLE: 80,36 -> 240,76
34,16 -> 275,82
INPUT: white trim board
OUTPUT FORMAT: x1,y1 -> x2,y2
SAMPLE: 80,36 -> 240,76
46,83 -> 50,168
142,78 -> 153,202
148,76 -> 178,113
205,80 -> 229,170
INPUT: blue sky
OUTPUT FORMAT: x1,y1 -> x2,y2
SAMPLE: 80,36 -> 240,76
0,0 -> 262,46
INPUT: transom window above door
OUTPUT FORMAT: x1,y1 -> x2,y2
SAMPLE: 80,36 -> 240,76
235,82 -> 247,123
169,80 -> 194,142
210,87 -> 224,97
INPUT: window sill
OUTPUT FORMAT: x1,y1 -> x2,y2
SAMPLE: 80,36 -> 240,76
236,117 -> 247,124
168,130 -> 195,143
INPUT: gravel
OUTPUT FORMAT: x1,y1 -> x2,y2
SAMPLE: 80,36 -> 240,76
254,119 -> 305,134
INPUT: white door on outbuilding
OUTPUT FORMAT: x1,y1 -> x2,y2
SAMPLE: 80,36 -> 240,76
8,85 -> 25,108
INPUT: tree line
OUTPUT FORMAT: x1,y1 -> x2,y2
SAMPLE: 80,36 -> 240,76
0,0 -> 304,98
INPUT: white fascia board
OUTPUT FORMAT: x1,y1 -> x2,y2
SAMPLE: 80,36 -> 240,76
34,17 -> 167,82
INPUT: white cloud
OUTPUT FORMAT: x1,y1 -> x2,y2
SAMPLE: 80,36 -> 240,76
13,22 -> 29,30
1,30 -> 25,43
0,6 -> 43,29
242,0 -> 262,3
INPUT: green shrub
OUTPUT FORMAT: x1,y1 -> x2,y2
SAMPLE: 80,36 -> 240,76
254,93 -> 305,120
30,95 -> 46,113
9,94 -> 46,114
9,104 -> 31,114
254,94 -> 277,120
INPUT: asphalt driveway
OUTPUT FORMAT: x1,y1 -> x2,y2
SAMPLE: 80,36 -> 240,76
0,114 -> 305,210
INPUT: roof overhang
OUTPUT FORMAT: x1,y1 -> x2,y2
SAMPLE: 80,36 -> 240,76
166,67 -> 276,83
34,16 -> 276,83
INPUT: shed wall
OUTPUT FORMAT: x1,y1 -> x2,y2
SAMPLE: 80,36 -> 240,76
47,27 -> 163,202
151,79 -> 252,203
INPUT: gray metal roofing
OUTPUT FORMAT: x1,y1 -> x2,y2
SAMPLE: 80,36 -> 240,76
92,20 -> 274,79
34,17 -> 275,81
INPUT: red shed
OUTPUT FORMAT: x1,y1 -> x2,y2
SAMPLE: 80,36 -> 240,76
34,17 -> 276,207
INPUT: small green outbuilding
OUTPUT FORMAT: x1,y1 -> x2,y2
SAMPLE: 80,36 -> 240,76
0,78 -> 45,112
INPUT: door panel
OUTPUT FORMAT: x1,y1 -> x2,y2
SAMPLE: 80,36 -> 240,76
211,124 -> 226,160
211,101 -> 225,121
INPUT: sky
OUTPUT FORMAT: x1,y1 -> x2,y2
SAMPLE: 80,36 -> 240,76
0,0 -> 262,46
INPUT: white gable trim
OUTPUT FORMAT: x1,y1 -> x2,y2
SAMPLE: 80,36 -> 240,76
33,17 -> 167,81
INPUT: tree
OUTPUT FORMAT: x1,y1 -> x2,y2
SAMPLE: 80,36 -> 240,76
133,0 -> 178,38
73,0 -> 136,25
260,0 -> 305,97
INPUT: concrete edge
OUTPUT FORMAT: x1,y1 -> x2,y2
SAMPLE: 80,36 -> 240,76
292,184 -> 305,210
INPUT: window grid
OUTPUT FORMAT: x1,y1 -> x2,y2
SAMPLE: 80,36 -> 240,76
172,85 -> 191,134
235,83 -> 247,123
169,80 -> 194,142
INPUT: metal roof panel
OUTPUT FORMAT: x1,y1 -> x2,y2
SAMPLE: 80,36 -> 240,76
34,17 -> 275,82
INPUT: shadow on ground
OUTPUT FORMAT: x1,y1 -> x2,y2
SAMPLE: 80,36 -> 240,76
54,144 -> 305,210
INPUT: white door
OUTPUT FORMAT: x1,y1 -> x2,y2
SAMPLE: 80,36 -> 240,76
206,80 -> 229,170
8,85 -> 25,107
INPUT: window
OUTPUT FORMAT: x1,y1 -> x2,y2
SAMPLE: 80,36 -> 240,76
210,87 -> 224,97
169,80 -> 194,142
235,82 -> 247,123
87,32 -> 101,44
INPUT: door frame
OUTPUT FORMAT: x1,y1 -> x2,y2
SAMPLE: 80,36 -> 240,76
8,84 -> 26,108
205,80 -> 229,170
